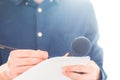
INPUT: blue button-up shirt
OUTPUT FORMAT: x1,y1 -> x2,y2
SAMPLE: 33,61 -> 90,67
0,0 -> 107,79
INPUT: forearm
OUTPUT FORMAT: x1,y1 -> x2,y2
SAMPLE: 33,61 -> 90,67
0,64 -> 11,80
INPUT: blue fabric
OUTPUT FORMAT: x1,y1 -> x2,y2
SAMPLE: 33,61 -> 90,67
0,0 -> 107,79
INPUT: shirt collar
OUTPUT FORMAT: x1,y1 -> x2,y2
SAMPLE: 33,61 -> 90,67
10,0 -> 60,5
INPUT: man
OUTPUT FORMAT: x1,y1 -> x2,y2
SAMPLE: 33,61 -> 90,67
0,0 -> 107,80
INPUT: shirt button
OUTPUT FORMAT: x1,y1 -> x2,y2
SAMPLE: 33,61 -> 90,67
37,32 -> 43,37
25,2 -> 29,5
50,0 -> 53,2
37,8 -> 42,13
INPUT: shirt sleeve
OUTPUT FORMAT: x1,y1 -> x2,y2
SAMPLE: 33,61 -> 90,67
81,1 -> 107,80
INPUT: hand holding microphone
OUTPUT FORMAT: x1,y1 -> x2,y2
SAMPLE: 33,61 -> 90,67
63,36 -> 101,80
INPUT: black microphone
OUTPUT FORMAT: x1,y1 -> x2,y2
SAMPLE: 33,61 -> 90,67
69,36 -> 91,56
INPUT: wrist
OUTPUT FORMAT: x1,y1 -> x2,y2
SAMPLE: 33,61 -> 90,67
0,63 -> 11,80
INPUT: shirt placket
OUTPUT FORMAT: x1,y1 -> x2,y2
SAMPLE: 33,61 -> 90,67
36,0 -> 54,50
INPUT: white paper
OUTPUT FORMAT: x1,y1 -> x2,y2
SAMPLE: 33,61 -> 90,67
14,56 -> 90,80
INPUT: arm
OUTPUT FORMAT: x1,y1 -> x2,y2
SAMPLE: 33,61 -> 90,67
80,0 -> 107,79
62,0 -> 107,80
84,1 -> 107,79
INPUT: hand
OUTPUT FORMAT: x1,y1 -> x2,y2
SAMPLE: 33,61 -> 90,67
62,60 -> 100,80
5,49 -> 48,79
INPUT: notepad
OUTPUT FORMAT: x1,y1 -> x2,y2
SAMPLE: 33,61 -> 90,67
14,56 -> 90,80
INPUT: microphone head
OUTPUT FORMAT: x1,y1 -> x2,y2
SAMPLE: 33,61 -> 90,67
69,36 -> 91,56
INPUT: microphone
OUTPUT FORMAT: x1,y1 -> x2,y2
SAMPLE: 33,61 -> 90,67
69,36 -> 91,56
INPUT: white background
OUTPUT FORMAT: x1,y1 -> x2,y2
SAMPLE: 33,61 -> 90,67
91,0 -> 120,80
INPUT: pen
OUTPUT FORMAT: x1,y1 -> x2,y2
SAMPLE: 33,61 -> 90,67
48,53 -> 69,58
0,44 -> 17,50
0,44 -> 69,58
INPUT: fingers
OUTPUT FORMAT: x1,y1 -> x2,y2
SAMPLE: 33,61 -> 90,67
8,65 -> 34,79
10,50 -> 48,59
62,65 -> 88,80
63,65 -> 88,73
12,58 -> 43,66
8,49 -> 48,67
6,49 -> 48,79
37,50 -> 48,60
62,60 -> 100,80
63,70 -> 87,80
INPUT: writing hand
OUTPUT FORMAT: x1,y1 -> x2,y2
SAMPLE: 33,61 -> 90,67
5,49 -> 48,79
